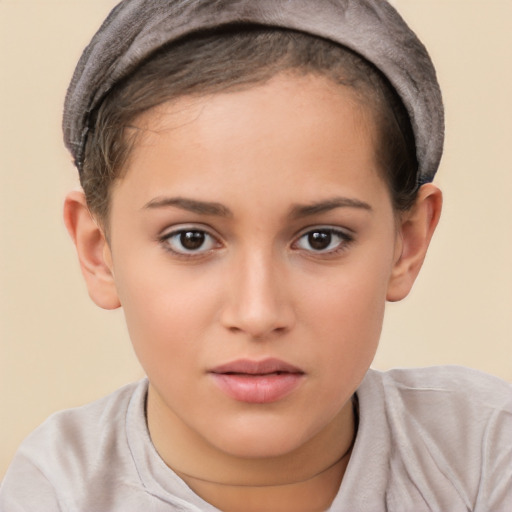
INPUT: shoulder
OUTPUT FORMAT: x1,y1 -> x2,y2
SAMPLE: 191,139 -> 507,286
382,364 -> 511,394
377,365 -> 511,410
364,365 -> 512,449
20,379 -> 145,461
361,366 -> 512,510
0,380 -> 148,510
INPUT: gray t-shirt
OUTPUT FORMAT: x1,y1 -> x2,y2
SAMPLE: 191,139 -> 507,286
1,366 -> 511,511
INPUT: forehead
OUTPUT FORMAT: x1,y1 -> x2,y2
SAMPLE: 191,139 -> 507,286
130,71 -> 377,161
112,73 -> 389,214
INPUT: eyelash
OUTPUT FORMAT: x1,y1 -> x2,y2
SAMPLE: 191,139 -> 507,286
158,226 -> 354,259
159,226 -> 221,258
292,227 -> 354,256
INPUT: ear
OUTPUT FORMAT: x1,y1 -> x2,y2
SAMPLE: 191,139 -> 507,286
63,190 -> 121,310
386,183 -> 443,302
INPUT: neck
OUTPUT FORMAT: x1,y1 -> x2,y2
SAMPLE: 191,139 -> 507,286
177,448 -> 353,512
147,387 -> 357,511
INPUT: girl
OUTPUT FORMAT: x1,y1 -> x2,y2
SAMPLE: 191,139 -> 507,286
1,1 -> 510,511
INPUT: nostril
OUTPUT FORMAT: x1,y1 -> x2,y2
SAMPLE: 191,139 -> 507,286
225,322 -> 290,339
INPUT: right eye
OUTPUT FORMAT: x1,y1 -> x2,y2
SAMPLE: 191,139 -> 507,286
161,228 -> 219,255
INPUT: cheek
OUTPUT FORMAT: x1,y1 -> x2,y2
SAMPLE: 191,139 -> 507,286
112,255 -> 222,376
302,251 -> 390,335
299,255 -> 391,389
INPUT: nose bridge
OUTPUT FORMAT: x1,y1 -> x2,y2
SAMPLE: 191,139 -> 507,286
221,244 -> 294,338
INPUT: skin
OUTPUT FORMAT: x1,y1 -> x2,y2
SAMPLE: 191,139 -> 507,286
64,73 -> 442,511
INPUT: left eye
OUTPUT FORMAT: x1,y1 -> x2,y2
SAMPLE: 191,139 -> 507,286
294,228 -> 351,253
162,229 -> 218,254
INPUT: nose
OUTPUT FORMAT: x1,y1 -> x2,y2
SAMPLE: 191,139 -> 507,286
220,250 -> 296,340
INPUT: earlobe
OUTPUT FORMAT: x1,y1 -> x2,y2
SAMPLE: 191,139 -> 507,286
386,184 -> 443,302
63,190 -> 121,310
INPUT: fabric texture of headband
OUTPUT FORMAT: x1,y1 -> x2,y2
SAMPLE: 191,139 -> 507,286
63,0 -> 444,184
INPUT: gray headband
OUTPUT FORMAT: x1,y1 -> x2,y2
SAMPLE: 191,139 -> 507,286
63,0 -> 444,184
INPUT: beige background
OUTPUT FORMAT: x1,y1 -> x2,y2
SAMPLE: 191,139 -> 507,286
1,0 -> 511,478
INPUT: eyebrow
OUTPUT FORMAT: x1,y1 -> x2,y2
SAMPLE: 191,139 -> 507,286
143,195 -> 372,219
143,196 -> 233,217
289,197 -> 373,218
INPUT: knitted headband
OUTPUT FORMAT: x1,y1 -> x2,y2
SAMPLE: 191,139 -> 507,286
63,0 -> 444,184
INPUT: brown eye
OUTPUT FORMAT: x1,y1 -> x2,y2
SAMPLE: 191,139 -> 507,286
162,229 -> 218,255
180,231 -> 206,250
294,228 -> 352,254
308,231 -> 332,251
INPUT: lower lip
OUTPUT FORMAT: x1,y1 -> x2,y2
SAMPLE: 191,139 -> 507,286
210,373 -> 304,403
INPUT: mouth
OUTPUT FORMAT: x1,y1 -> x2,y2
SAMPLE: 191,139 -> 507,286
209,358 -> 305,404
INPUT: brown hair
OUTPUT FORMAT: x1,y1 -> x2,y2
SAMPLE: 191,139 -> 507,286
82,27 -> 418,223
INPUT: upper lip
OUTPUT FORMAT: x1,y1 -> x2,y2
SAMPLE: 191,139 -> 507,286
210,358 -> 304,375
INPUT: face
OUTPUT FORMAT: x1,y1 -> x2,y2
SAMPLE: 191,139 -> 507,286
106,73 -> 400,462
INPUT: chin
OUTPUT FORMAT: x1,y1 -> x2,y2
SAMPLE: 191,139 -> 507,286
204,415 -> 316,459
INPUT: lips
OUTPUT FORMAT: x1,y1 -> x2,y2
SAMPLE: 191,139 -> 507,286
209,358 -> 305,404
